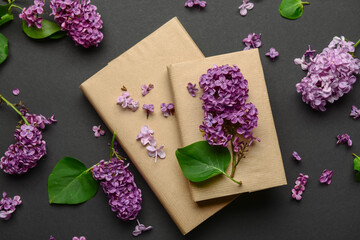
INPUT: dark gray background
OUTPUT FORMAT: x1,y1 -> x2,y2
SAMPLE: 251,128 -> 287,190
1,0 -> 360,239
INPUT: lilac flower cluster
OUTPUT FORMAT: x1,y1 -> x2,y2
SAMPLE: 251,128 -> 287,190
117,92 -> 139,112
92,158 -> 142,221
50,0 -> 103,48
243,33 -> 262,50
350,105 -> 360,119
187,82 -> 199,97
0,192 -> 22,220
133,219 -> 152,237
295,36 -> 360,111
141,84 -> 154,96
19,0 -> 44,29
142,104 -> 154,118
291,173 -> 309,201
336,133 -> 352,146
199,64 -> 260,150
160,103 -> 175,117
292,151 -> 301,161
320,169 -> 333,185
136,126 -> 166,163
185,0 -> 207,8
238,0 -> 254,16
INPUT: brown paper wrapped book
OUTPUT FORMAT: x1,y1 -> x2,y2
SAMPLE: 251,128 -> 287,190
80,17 -> 237,235
168,49 -> 287,202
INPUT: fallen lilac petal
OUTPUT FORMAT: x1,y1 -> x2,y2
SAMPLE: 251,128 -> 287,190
292,151 -> 301,161
319,169 -> 333,185
12,88 -> 20,96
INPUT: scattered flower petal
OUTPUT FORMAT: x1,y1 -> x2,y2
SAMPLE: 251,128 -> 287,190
320,169 -> 333,185
72,237 -> 86,240
132,219 -> 152,237
187,83 -> 199,97
350,105 -> 360,119
136,125 -> 156,146
142,104 -> 154,118
92,125 -> 105,138
336,134 -> 352,147
238,0 -> 254,16
160,103 -> 175,117
292,151 -> 301,161
243,33 -> 262,50
117,92 -> 139,112
141,84 -> 154,96
0,192 -> 22,220
185,0 -> 207,8
146,145 -> 166,163
291,173 -> 308,201
265,48 -> 279,60
12,88 -> 20,96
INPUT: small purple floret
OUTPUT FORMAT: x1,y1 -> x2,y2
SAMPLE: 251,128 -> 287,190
350,105 -> 360,119
142,104 -> 154,118
291,173 -> 309,201
0,192 -> 22,220
238,0 -> 254,16
19,0 -> 44,29
292,151 -> 301,161
265,48 -> 279,60
160,103 -> 175,117
243,33 -> 262,50
320,169 -> 333,185
185,0 -> 207,8
133,219 -> 152,237
336,134 -> 352,147
187,83 -> 199,97
92,125 -> 105,137
12,88 -> 20,96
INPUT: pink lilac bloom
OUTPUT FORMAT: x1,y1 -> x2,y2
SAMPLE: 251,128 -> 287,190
133,219 -> 153,237
238,0 -> 254,16
146,145 -> 166,163
12,88 -> 20,96
50,0 -> 103,48
265,48 -> 279,60
136,125 -> 156,146
336,134 -> 352,146
291,173 -> 309,201
292,151 -> 301,161
92,158 -> 142,221
142,104 -> 154,118
295,36 -> 360,111
187,83 -> 199,97
72,237 -> 86,240
117,92 -> 139,112
0,192 -> 22,220
19,0 -> 45,29
185,0 -> 207,8
319,169 -> 333,185
141,84 -> 154,96
49,236 -> 56,240
243,33 -> 262,50
350,105 -> 360,119
92,125 -> 105,137
160,103 -> 175,117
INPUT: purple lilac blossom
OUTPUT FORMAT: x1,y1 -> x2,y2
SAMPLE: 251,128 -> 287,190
265,48 -> 279,60
92,158 -> 142,221
238,0 -> 254,16
72,237 -> 86,240
185,0 -> 207,8
295,36 -> 360,111
49,236 -> 56,240
292,151 -> 301,161
319,169 -> 333,185
199,64 -> 260,147
160,103 -> 175,117
142,104 -> 154,118
187,83 -> 199,97
133,219 -> 152,237
92,125 -> 105,137
50,0 -> 103,48
136,125 -> 156,146
291,173 -> 308,201
12,88 -> 20,96
141,84 -> 154,96
336,134 -> 352,146
243,33 -> 262,50
146,145 -> 166,163
0,192 -> 22,220
350,105 -> 360,119
117,92 -> 139,112
19,0 -> 44,29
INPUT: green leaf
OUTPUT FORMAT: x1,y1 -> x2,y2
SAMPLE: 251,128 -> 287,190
356,172 -> 360,182
279,0 -> 310,20
353,153 -> 360,172
0,33 -> 8,64
176,141 -> 240,184
48,157 -> 98,204
22,19 -> 62,39
0,13 -> 13,27
0,2 -> 12,17
48,30 -> 67,39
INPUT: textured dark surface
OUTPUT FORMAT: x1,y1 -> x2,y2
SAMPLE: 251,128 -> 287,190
1,0 -> 360,239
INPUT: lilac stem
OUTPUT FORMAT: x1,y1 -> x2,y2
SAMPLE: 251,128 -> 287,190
0,94 -> 29,125
354,39 -> 360,49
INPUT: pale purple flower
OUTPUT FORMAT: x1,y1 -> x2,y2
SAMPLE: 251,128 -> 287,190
133,219 -> 152,237
128,99 -> 139,112
320,169 -> 333,185
238,0 -> 254,16
117,92 -> 139,112
265,48 -> 279,60
185,0 -> 207,8
136,125 -> 156,146
72,237 -> 86,240
49,236 -> 56,240
350,105 -> 360,119
243,33 -> 262,50
160,103 -> 175,117
19,0 -> 44,29
92,125 -> 105,137
187,83 -> 199,97
146,145 -> 166,163
292,151 -> 301,161
336,134 -> 352,146
142,104 -> 154,118
12,88 -> 20,96
0,192 -> 22,220
291,173 -> 309,201
141,84 -> 154,96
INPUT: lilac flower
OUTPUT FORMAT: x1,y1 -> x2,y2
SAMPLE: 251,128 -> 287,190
238,0 -> 254,16
350,105 -> 360,119
50,0 -> 103,48
141,84 -> 154,96
243,33 -> 262,50
72,237 -> 86,240
136,125 -> 156,146
187,83 -> 199,97
133,219 -> 152,237
185,0 -> 207,8
265,48 -> 279,60
0,192 -> 22,220
128,100 -> 140,112
92,125 -> 105,137
295,37 -> 360,111
12,88 -> 20,96
336,134 -> 352,147
24,113 -> 57,129
19,0 -> 45,29
117,92 -> 139,112
160,103 -> 175,117
146,145 -> 166,163
320,169 -> 333,185
291,173 -> 309,201
49,236 -> 56,240
292,151 -> 301,161
142,104 -> 154,118
92,158 -> 142,221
